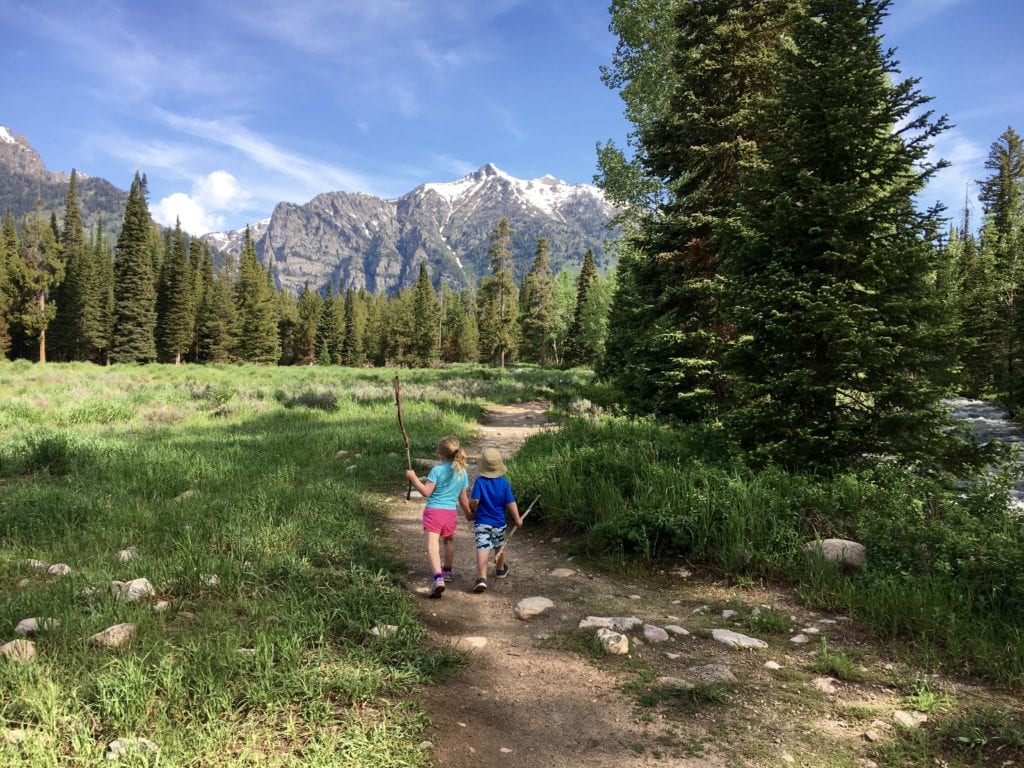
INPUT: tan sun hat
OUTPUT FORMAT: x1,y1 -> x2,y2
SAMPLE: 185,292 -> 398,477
479,447 -> 507,478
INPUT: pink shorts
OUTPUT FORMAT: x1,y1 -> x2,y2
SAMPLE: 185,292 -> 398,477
423,507 -> 458,537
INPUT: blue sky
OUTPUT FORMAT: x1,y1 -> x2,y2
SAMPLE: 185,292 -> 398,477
1,0 -> 1021,236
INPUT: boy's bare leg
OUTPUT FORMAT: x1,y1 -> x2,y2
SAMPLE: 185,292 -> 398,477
476,547 -> 490,579
495,549 -> 507,572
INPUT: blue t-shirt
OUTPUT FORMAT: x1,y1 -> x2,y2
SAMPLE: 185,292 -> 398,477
426,462 -> 469,510
471,476 -> 516,527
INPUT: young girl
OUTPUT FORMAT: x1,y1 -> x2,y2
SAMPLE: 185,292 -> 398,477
405,435 -> 471,597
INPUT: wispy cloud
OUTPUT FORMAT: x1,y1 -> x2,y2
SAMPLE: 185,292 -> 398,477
920,127 -> 987,219
431,154 -> 478,178
490,105 -> 525,142
885,0 -> 967,35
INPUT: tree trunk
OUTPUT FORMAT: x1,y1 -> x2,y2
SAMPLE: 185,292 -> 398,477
37,293 -> 46,364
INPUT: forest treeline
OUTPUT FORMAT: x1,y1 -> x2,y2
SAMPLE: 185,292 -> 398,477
0,174 -> 614,370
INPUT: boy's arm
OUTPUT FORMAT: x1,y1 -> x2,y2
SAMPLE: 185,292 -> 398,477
506,500 -> 522,528
404,470 -> 435,498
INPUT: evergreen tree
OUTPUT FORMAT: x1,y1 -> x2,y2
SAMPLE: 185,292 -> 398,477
199,269 -> 237,363
1,210 -> 21,358
724,0 -> 954,467
599,0 -> 790,419
156,220 -> 194,364
50,170 -> 94,361
577,271 -> 616,369
411,262 -> 440,366
326,287 -> 346,364
315,284 -> 334,365
277,290 -> 299,365
977,127 -> 1024,401
363,292 -> 387,366
341,288 -> 368,366
477,217 -> 519,367
234,226 -> 280,363
112,173 -> 158,362
519,237 -> 558,365
564,249 -> 598,366
383,290 -> 414,365
294,284 -> 322,364
187,239 -> 206,361
91,224 -> 115,364
16,213 -> 65,363
550,268 -> 577,365
0,213 -> 10,358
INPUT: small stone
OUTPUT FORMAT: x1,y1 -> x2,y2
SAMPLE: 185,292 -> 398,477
643,625 -> 670,643
26,559 -> 48,571
105,737 -> 159,761
418,740 -> 434,750
692,605 -> 709,614
455,636 -> 488,651
818,618 -> 838,625
47,563 -> 71,576
335,450 -> 350,459
712,629 -> 768,650
764,661 -> 782,670
790,634 -> 810,644
79,586 -> 100,597
3,729 -> 28,744
892,710 -> 927,729
813,676 -> 839,694
721,609 -> 738,619
514,596 -> 555,620
500,747 -> 513,754
16,578 -> 30,589
664,624 -> 689,636
0,639 -> 36,663
671,567 -> 692,578
90,623 -> 136,649
687,664 -> 737,684
370,625 -> 399,638
806,538 -> 867,570
111,578 -> 155,602
346,464 -> 358,472
628,594 -> 642,600
863,730 -> 880,742
578,616 -> 642,632
550,537 -> 562,543
14,617 -> 59,636
173,489 -> 197,502
550,568 -> 576,578
665,652 -> 681,660
200,573 -> 220,587
117,547 -> 139,562
152,601 -> 170,613
801,626 -> 821,634
751,606 -> 762,617
596,628 -> 629,655
237,648 -> 256,655
533,633 -> 551,641
655,676 -> 694,691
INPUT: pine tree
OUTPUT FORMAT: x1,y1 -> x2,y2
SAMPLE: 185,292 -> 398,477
477,217 -> 519,367
187,239 -> 206,361
519,237 -> 558,364
411,262 -> 440,366
199,269 -> 237,363
91,224 -> 115,364
315,284 -> 334,365
234,226 -> 280,363
112,174 -> 158,362
326,287 -> 346,364
294,284 -> 322,364
724,0 -> 954,467
277,290 -> 299,365
16,212 -> 65,363
577,271 -> 616,369
1,210 -> 20,358
156,220 -> 194,364
600,0 -> 790,419
564,250 -> 598,366
341,288 -> 368,366
50,170 -> 94,361
0,213 -> 10,358
363,293 -> 387,366
977,127 -> 1024,401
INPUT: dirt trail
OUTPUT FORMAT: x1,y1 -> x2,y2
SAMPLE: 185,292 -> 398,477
387,402 -> 713,767
385,403 -> 1016,768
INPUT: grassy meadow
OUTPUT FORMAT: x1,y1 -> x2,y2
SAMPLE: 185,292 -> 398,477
0,361 -> 579,767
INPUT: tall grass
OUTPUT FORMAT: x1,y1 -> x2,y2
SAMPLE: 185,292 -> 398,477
511,415 -> 1024,687
0,362 -> 574,766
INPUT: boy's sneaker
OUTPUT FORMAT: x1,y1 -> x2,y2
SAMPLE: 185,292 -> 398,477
473,578 -> 488,593
429,576 -> 445,598
495,565 -> 509,579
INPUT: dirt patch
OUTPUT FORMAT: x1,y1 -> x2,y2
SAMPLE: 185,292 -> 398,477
385,403 -> 1019,767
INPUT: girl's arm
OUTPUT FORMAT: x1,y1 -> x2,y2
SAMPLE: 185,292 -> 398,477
459,488 -> 473,520
405,470 -> 435,498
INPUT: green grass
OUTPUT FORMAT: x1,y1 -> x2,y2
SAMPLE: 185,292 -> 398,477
810,639 -> 865,682
511,414 -> 1024,687
0,361 -> 578,767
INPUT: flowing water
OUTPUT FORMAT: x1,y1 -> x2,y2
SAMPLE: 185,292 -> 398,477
946,397 -> 1024,510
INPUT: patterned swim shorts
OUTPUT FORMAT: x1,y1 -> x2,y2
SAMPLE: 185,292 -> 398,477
474,524 -> 507,551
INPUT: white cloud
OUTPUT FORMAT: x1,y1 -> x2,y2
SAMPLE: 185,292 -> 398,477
152,170 -> 250,236
920,128 -> 986,220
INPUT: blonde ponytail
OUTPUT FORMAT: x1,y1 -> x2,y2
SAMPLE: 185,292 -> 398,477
437,435 -> 468,478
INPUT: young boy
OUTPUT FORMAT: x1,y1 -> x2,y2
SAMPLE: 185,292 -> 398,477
468,447 -> 522,592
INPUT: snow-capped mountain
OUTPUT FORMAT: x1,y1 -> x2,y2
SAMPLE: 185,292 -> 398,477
206,163 -> 618,295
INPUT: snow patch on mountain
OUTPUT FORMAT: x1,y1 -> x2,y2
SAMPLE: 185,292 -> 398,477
0,126 -> 16,144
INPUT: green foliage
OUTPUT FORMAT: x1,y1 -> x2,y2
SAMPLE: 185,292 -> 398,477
14,213 -> 65,362
156,221 -> 194,363
234,226 -> 280,363
519,237 -> 558,365
810,639 -> 864,682
477,217 -> 519,367
410,262 -> 440,366
111,173 -> 157,363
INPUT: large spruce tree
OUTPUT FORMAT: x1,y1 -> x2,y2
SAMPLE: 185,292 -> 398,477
112,174 -> 158,362
724,0 -> 954,467
411,262 -> 440,366
156,221 -> 194,364
234,227 -> 280,363
50,170 -> 96,361
17,213 -> 65,363
564,249 -> 598,367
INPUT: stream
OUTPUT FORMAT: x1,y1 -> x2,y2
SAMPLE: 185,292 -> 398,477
946,397 -> 1024,510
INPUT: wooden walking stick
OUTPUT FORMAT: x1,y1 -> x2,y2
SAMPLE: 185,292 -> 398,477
495,495 -> 539,561
393,376 -> 413,501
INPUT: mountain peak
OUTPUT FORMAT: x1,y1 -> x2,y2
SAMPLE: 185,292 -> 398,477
0,125 -> 17,145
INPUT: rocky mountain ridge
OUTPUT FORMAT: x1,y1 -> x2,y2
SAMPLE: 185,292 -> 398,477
207,163 -> 619,295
